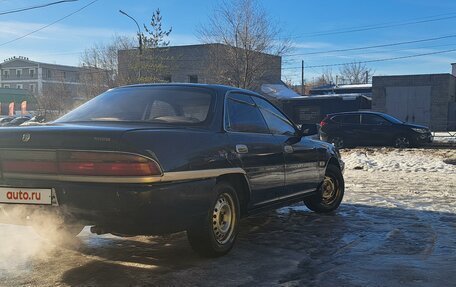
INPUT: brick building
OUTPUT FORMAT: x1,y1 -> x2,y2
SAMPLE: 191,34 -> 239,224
118,43 -> 282,91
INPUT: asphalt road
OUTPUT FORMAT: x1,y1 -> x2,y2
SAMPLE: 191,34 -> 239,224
1,148 -> 455,287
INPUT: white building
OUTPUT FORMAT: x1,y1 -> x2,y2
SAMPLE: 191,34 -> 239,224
0,56 -> 85,99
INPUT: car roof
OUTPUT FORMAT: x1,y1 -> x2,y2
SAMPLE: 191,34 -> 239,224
328,111 -> 386,117
116,83 -> 253,95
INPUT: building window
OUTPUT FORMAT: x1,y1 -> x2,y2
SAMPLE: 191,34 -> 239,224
188,75 -> 198,83
45,69 -> 52,79
163,75 -> 172,83
16,69 -> 21,78
30,69 -> 34,78
2,70 -> 8,79
29,84 -> 36,92
3,84 -> 10,88
16,84 -> 23,89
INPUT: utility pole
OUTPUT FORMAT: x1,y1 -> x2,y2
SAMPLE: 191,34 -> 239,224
301,60 -> 304,96
365,71 -> 369,84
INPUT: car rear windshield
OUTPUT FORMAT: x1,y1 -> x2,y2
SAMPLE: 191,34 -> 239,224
56,86 -> 215,125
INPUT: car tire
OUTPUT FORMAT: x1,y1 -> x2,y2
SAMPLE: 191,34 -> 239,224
329,136 -> 344,149
393,135 -> 411,148
304,164 -> 344,213
187,181 -> 240,257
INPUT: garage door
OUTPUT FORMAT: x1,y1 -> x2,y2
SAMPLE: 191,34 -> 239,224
385,86 -> 431,126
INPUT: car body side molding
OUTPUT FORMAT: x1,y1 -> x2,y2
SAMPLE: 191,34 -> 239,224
2,168 -> 247,184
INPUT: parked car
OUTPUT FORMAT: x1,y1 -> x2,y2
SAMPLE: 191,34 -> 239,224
20,115 -> 46,126
319,111 -> 432,148
2,116 -> 31,127
0,116 -> 16,125
0,84 -> 345,257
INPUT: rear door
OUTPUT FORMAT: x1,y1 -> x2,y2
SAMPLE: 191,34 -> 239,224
252,96 -> 320,199
225,93 -> 285,206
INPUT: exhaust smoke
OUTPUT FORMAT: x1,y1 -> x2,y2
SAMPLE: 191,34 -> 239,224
0,205 -> 81,274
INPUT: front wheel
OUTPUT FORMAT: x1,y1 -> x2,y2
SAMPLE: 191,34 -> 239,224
330,136 -> 344,149
304,165 -> 344,213
187,182 -> 240,257
393,135 -> 411,148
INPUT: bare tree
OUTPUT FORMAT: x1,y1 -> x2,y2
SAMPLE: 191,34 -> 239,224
39,75 -> 74,120
316,68 -> 336,85
199,0 -> 291,90
80,35 -> 136,97
339,62 -> 372,84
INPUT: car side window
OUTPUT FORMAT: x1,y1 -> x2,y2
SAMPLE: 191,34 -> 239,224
361,114 -> 389,125
148,100 -> 177,119
343,114 -> 360,125
225,93 -> 269,134
331,115 -> 343,123
252,96 -> 297,136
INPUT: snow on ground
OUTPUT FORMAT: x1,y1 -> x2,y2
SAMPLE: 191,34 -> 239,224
433,132 -> 456,144
341,147 -> 456,174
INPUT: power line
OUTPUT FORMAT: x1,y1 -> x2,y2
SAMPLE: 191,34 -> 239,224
285,12 -> 456,40
0,0 -> 78,16
0,0 -> 99,48
302,48 -> 456,69
286,34 -> 456,57
285,43 -> 456,60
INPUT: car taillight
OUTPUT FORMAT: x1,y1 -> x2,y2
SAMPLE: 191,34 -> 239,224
58,151 -> 162,176
1,150 -> 57,174
2,161 -> 58,174
320,116 -> 330,127
1,151 -> 161,177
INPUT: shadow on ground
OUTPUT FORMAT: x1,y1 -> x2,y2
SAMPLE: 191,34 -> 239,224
57,203 -> 456,287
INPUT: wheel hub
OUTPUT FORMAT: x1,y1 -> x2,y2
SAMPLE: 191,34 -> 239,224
212,193 -> 235,245
321,176 -> 338,205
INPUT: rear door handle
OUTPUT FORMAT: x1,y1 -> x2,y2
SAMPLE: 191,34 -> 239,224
236,144 -> 248,154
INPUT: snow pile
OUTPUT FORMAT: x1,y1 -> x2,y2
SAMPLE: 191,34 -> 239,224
341,148 -> 456,174
433,132 -> 456,144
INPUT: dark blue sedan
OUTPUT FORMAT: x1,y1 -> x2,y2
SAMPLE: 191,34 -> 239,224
0,84 -> 344,257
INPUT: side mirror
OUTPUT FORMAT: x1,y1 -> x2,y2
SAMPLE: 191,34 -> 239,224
299,124 -> 318,136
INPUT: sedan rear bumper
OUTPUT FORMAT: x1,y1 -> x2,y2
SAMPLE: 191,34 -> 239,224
0,178 -> 216,235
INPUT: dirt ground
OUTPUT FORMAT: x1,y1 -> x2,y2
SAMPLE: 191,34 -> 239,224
1,148 -> 455,287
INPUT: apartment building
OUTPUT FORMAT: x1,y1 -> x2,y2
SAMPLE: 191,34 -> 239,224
0,56 -> 85,99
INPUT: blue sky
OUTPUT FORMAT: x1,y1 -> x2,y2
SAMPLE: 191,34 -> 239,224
1,0 -> 456,83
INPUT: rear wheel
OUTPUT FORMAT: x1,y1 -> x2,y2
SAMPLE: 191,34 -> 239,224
304,165 -> 344,213
187,182 -> 240,257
